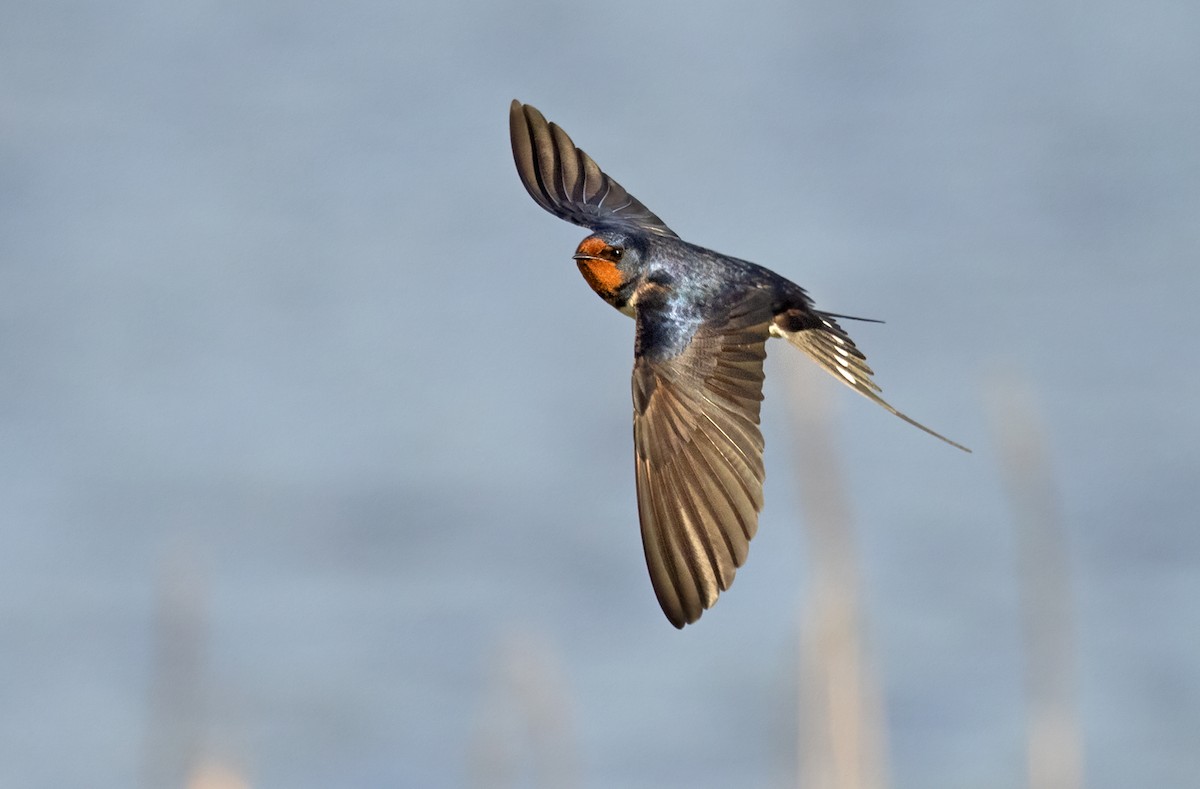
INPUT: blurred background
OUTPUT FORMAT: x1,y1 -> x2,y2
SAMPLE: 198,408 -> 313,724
2,1 -> 1197,787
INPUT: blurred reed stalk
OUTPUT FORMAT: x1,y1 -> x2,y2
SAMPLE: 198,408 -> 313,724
987,372 -> 1083,789
186,761 -> 251,789
784,355 -> 890,789
141,553 -> 209,789
141,550 -> 251,789
468,630 -> 578,789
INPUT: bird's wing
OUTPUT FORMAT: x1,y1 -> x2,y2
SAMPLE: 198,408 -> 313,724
772,308 -> 971,452
632,287 -> 775,627
510,100 -> 679,239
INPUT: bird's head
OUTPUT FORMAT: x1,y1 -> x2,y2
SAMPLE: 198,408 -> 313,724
572,230 -> 646,310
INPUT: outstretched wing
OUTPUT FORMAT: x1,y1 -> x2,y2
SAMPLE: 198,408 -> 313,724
772,307 -> 971,452
510,100 -> 679,238
632,287 -> 775,628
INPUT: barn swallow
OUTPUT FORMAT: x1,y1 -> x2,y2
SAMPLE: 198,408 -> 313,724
509,100 -> 969,628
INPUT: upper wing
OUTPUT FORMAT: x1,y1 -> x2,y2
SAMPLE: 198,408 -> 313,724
632,287 -> 775,627
510,100 -> 679,238
772,308 -> 971,452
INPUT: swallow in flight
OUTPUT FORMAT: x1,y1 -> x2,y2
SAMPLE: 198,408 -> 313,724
509,100 -> 969,628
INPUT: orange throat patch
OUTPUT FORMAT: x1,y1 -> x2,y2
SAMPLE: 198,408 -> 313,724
576,257 -> 623,299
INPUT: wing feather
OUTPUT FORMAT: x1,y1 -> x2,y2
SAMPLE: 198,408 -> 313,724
510,100 -> 679,238
633,290 -> 773,627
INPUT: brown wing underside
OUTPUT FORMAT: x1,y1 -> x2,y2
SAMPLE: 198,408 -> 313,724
632,292 -> 774,627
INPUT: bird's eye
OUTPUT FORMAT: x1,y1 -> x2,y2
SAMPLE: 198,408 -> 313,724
609,247 -> 623,261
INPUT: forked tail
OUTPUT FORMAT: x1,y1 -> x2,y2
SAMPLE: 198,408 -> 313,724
770,313 -> 971,453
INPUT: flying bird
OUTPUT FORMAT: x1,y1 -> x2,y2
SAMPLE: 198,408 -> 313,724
509,100 -> 969,628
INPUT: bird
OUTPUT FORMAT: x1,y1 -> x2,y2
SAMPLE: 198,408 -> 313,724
509,99 -> 969,628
